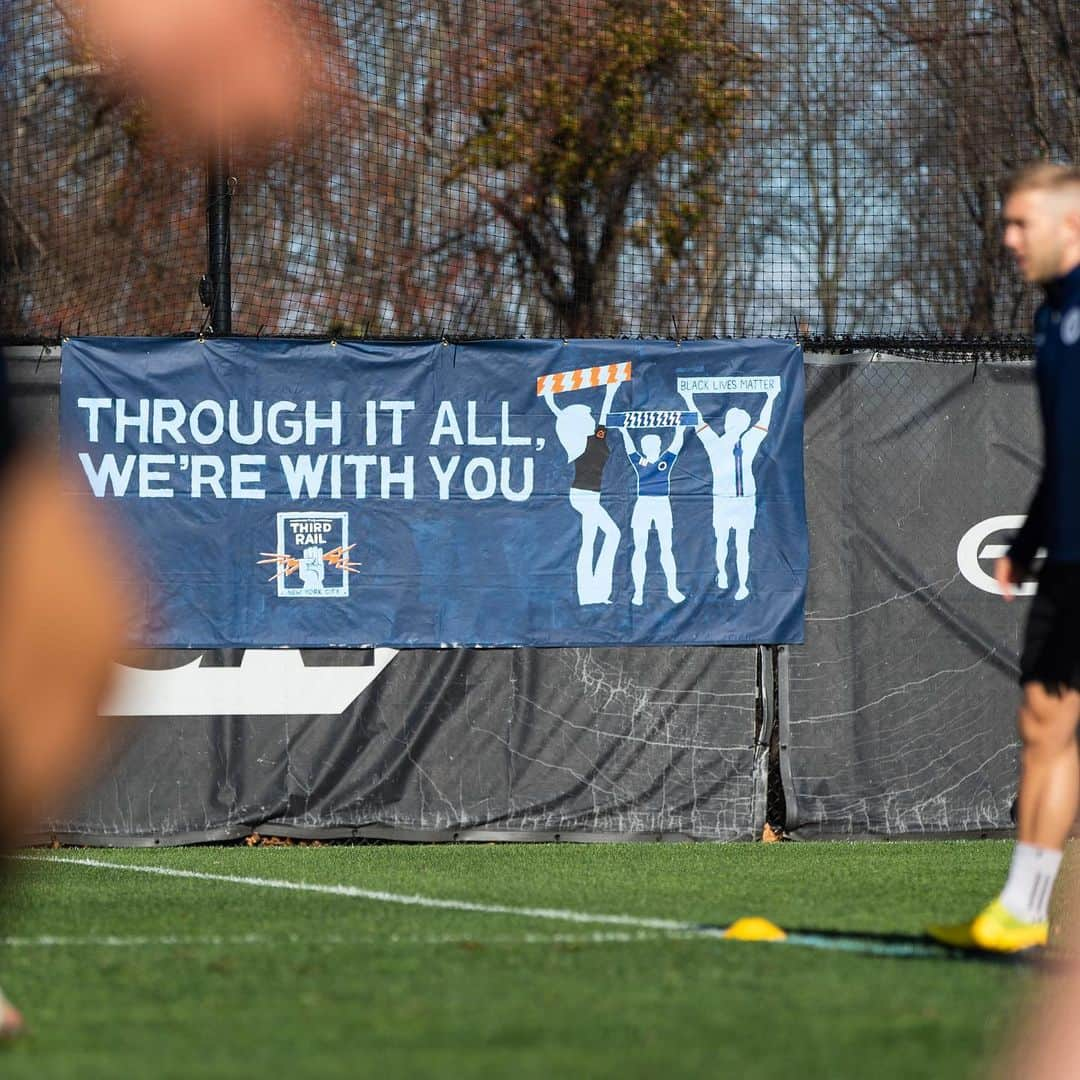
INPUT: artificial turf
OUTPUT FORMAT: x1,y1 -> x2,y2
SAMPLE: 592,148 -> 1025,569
0,840 -> 1048,1079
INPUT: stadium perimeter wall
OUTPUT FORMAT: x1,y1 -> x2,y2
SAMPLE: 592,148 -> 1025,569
10,349 -> 1035,842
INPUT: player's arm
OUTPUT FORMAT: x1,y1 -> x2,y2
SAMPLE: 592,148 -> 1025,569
619,426 -> 637,458
599,380 -> 620,426
1001,478 -> 1048,601
542,385 -> 561,419
0,457 -> 131,847
667,425 -> 688,456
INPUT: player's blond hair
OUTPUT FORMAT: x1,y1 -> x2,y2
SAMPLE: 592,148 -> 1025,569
1003,162 -> 1080,200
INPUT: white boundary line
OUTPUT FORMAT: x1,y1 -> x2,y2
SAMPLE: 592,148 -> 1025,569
8,855 -> 975,962
0,931 -> 689,949
11,854 -> 724,937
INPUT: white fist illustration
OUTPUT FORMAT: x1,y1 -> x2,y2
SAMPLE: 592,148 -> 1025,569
299,546 -> 325,590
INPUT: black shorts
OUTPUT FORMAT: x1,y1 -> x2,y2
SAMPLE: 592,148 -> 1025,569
1020,563 -> 1080,694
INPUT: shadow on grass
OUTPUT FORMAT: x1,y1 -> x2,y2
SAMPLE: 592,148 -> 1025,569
695,923 -> 1069,968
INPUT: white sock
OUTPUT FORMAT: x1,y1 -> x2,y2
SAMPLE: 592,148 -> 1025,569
999,842 -> 1063,923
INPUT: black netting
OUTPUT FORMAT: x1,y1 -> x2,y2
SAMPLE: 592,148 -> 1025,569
3,1 -> 1076,350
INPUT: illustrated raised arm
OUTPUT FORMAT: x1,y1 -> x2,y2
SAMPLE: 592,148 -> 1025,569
742,385 -> 781,459
620,426 -> 639,458
681,386 -> 719,448
599,380 -> 620,427
756,384 -> 780,431
542,384 -> 561,419
666,425 -> 688,456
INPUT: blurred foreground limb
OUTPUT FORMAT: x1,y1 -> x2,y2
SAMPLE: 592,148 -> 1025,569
0,456 -> 131,847
69,0 -> 308,147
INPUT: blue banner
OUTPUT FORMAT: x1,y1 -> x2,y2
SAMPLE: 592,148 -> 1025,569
60,338 -> 807,648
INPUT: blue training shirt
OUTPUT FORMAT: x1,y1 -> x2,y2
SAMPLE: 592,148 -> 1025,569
631,451 -> 678,497
1009,262 -> 1080,567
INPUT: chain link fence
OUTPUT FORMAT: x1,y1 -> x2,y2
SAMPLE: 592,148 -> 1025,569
2,1 -> 1075,352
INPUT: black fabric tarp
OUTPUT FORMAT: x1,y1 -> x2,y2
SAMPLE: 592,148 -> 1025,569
784,355 -> 1037,837
49,645 -> 762,844
6,349 -> 1042,842
10,350 -> 764,843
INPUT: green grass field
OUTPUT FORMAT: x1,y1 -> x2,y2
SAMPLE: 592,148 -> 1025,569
0,841 -> 1054,1079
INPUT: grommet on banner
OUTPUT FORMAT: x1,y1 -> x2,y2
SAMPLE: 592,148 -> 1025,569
330,339 -> 338,348
197,335 -> 205,345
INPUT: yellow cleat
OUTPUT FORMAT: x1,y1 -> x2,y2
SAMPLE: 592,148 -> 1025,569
927,898 -> 1048,953
926,917 -> 976,950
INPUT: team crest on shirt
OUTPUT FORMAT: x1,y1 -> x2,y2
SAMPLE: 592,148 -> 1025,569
256,511 -> 360,598
1062,307 -> 1080,346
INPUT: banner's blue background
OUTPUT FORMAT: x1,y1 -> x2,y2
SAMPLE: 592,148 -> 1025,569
61,338 -> 807,647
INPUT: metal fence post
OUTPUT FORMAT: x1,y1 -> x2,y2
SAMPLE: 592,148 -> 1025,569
204,127 -> 232,335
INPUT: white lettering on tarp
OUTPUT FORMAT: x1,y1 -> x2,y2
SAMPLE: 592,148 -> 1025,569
380,401 -> 414,445
365,401 -> 377,447
282,454 -> 329,499
191,455 -> 226,498
466,402 -> 496,446
78,453 -> 268,498
116,398 -> 150,443
74,398 -> 534,503
231,455 -> 266,499
430,401 -> 464,445
357,401 -> 416,445
427,456 -> 534,501
79,452 -> 136,496
429,455 -> 459,499
431,401 -> 531,447
304,400 -> 342,446
288,519 -> 335,545
676,375 -> 781,394
139,454 -> 175,497
381,457 -> 414,499
501,458 -> 533,502
280,455 -> 346,499
104,648 -> 399,718
267,401 -> 302,444
80,399 -> 346,447
279,454 -> 414,499
343,455 -> 378,498
78,397 -> 526,452
190,401 -> 225,444
228,400 -> 263,445
464,457 -> 496,499
153,399 -> 187,443
76,398 -> 112,443
502,402 -> 531,446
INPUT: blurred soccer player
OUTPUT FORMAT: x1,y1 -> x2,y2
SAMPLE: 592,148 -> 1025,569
73,0 -> 306,150
928,163 -> 1080,954
0,0 -> 307,1038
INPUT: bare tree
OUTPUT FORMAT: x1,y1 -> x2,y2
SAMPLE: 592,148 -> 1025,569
451,0 -> 757,337
844,0 -> 1080,338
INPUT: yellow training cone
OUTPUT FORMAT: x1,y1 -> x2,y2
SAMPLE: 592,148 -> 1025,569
723,917 -> 787,942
